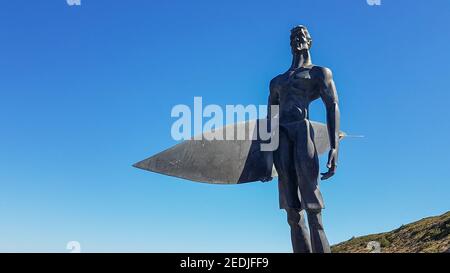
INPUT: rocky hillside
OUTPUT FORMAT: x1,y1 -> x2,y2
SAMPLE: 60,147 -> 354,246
332,211 -> 450,253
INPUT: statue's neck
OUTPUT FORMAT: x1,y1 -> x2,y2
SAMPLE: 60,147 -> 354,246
290,50 -> 312,70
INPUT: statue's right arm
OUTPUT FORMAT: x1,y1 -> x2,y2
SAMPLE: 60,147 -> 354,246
267,79 -> 279,126
259,79 -> 280,183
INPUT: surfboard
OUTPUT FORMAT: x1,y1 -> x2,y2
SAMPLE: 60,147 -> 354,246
133,119 -> 344,184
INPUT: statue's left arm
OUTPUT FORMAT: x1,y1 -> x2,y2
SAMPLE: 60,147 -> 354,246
318,67 -> 340,180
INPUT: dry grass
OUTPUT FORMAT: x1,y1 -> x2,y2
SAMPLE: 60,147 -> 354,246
331,211 -> 450,253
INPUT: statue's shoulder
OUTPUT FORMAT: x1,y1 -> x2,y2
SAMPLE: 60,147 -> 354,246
310,65 -> 333,81
270,73 -> 286,83
269,73 -> 286,90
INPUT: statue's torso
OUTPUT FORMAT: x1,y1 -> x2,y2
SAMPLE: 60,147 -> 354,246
271,66 -> 322,124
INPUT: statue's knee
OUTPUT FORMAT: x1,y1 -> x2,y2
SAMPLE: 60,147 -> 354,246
306,209 -> 324,230
286,209 -> 302,226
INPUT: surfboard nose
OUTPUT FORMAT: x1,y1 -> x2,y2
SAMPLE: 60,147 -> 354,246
132,160 -> 146,170
132,158 -> 153,171
133,149 -> 174,174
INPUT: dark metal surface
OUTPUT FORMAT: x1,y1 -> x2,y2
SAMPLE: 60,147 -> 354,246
268,25 -> 341,253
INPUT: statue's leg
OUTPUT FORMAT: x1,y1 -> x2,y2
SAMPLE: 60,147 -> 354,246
293,121 -> 329,253
274,127 -> 309,252
306,209 -> 331,253
286,208 -> 312,253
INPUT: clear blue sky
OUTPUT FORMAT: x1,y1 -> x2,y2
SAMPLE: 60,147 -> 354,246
0,0 -> 449,252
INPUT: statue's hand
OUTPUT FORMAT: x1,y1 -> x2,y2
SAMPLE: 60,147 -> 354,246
320,149 -> 338,180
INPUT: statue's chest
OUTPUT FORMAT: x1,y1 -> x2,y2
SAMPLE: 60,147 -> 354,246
278,70 -> 316,98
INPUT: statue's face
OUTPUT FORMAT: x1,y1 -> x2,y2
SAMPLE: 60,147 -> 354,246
290,26 -> 312,53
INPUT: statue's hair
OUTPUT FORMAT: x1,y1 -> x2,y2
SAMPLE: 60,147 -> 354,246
290,25 -> 312,48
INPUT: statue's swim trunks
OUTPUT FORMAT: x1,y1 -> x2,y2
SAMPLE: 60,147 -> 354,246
275,120 -> 325,210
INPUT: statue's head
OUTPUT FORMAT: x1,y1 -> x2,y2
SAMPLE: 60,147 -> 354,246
290,25 -> 312,53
